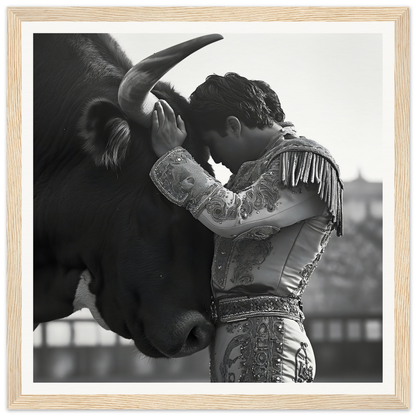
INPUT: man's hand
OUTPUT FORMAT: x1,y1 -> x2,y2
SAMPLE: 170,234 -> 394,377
151,100 -> 187,158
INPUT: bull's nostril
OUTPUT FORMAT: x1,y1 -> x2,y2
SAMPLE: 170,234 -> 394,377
185,328 -> 200,348
189,325 -> 206,343
146,312 -> 214,358
183,321 -> 214,353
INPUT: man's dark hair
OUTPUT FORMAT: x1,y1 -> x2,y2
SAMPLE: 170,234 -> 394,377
189,72 -> 285,136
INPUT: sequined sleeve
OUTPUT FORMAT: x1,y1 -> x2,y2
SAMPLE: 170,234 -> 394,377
150,147 -> 327,239
150,146 -> 222,214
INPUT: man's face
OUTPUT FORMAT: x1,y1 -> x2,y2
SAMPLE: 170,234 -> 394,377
200,129 -> 246,174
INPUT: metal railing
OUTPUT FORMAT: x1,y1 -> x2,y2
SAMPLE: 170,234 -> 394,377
34,312 -> 382,382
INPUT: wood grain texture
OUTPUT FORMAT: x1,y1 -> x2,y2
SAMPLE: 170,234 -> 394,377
393,7 -> 410,409
7,6 -> 410,22
6,394 -> 410,410
7,7 -> 22,410
7,6 -> 409,410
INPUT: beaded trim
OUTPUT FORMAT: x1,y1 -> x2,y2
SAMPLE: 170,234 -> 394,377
215,295 -> 304,324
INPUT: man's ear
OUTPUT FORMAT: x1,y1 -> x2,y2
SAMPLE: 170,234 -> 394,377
225,116 -> 242,138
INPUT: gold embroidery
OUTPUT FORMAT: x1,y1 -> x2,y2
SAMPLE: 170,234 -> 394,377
216,295 -> 305,324
149,147 -> 221,214
232,239 -> 273,286
215,316 -> 285,382
205,189 -> 240,223
294,220 -> 333,297
238,160 -> 287,220
294,342 -> 314,382
212,237 -> 234,290
234,226 -> 280,241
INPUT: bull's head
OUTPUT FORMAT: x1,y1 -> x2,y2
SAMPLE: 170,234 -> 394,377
76,35 -> 223,358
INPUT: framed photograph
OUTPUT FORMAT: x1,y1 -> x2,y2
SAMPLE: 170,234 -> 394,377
7,6 -> 409,410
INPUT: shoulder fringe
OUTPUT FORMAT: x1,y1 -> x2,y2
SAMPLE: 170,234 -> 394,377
280,151 -> 344,236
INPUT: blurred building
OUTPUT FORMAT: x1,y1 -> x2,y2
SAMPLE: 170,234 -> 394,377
34,174 -> 383,383
344,172 -> 382,223
302,173 -> 382,381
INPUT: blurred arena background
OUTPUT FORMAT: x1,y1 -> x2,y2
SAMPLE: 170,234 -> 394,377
34,174 -> 382,383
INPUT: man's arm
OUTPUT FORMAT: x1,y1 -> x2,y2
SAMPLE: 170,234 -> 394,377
150,146 -> 326,239
150,100 -> 329,239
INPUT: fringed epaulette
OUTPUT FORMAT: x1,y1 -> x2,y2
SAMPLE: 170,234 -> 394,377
275,137 -> 344,236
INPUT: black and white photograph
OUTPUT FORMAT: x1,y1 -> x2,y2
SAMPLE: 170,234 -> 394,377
3,2 -> 410,412
31,26 -> 389,386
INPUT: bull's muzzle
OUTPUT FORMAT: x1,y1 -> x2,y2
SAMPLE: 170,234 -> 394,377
118,34 -> 223,127
141,310 -> 215,358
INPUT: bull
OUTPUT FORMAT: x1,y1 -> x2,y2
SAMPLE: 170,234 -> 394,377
34,33 -> 222,358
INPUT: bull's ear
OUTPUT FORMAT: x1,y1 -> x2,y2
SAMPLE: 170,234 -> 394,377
79,99 -> 131,170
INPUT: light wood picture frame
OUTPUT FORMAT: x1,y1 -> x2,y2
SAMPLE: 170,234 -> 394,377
7,6 -> 409,410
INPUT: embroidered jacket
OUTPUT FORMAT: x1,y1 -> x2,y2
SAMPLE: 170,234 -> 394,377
150,130 -> 342,238
150,127 -> 343,382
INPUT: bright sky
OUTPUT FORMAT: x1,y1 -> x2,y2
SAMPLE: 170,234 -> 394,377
112,31 -> 384,184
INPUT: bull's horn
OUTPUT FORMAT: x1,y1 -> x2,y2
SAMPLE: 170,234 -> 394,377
118,34 -> 223,127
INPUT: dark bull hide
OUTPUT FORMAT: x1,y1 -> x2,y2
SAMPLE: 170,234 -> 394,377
34,34 -> 222,358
